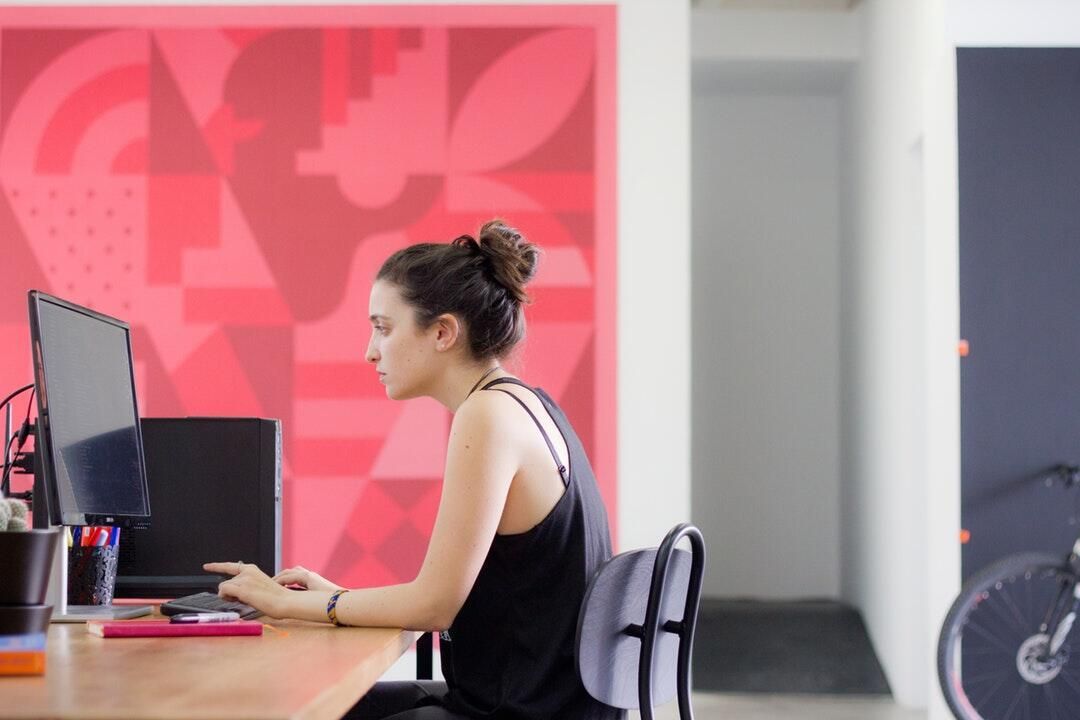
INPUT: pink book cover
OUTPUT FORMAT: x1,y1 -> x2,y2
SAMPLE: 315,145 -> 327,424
86,620 -> 263,638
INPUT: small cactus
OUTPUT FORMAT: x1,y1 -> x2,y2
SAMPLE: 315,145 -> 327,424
0,497 -> 29,531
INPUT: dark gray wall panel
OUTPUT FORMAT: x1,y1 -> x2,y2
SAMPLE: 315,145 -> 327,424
959,47 -> 1080,578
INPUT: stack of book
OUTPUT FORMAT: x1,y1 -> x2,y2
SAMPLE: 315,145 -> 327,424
86,619 -> 263,637
0,632 -> 46,675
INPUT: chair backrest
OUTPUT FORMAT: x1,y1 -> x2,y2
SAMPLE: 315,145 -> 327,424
575,523 -> 706,720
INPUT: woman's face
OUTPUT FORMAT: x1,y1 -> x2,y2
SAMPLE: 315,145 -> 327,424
366,280 -> 438,400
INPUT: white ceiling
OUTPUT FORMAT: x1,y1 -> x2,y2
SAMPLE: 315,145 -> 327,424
694,0 -> 861,10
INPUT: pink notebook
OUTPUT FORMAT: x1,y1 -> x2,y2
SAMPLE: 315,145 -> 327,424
86,620 -> 263,638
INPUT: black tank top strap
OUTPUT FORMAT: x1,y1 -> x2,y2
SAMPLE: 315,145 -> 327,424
481,378 -> 569,483
480,376 -> 532,392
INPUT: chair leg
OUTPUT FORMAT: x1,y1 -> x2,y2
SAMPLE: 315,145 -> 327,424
676,664 -> 694,720
416,632 -> 433,680
677,525 -> 704,720
643,524 -> 705,720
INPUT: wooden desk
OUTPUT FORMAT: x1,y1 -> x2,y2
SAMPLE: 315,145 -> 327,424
2,619 -> 420,719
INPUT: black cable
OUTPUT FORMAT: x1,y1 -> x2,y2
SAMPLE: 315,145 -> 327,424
0,383 -> 33,496
1,387 -> 35,498
0,434 -> 16,479
17,386 -> 33,439
0,382 -> 33,417
0,434 -> 17,498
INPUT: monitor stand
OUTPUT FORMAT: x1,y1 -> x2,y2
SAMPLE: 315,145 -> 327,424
52,605 -> 151,623
45,536 -> 152,623
31,450 -> 152,622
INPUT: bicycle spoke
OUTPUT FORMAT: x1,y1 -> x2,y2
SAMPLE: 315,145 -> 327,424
965,617 -> 1022,656
962,666 -> 1014,687
1002,682 -> 1025,719
1054,671 -> 1080,713
1043,578 -> 1072,632
1042,578 -> 1074,632
963,645 -> 1013,656
1026,576 -> 1034,629
972,672 -> 1012,714
1060,668 -> 1080,695
997,582 -> 1039,637
979,598 -> 1031,645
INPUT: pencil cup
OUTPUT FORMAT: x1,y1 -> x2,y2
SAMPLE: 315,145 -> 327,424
67,544 -> 119,606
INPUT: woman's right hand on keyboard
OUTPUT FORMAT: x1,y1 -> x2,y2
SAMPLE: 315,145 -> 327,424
271,565 -> 343,593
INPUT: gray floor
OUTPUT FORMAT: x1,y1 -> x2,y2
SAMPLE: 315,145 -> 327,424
641,693 -> 926,720
694,599 -> 891,695
385,651 -> 926,720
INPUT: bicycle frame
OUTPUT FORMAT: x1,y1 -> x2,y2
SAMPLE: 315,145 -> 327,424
1038,538 -> 1080,660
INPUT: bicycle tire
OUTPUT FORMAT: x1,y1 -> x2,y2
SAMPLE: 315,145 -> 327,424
938,552 -> 1080,719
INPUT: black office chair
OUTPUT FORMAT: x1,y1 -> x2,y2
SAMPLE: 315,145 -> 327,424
575,523 -> 706,720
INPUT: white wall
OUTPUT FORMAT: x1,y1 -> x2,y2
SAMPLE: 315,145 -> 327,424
689,4 -> 961,706
840,0 -> 958,713
691,86 -> 843,599
947,0 -> 1080,46
692,7 -> 859,63
690,7 -> 856,600
690,3 -> 961,708
613,0 -> 692,553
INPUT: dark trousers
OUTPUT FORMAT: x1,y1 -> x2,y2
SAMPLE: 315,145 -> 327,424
344,681 -> 471,720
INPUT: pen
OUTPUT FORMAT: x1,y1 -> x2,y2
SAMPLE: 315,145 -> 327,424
169,612 -> 241,624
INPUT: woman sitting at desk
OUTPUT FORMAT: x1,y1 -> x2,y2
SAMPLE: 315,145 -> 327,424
205,220 -> 619,720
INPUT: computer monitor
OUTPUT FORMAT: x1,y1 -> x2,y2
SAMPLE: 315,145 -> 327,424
27,291 -> 152,528
27,291 -> 154,622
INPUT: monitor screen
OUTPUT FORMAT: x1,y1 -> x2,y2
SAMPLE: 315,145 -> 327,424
28,291 -> 151,527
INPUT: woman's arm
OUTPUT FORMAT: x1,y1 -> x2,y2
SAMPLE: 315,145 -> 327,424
206,391 -> 518,630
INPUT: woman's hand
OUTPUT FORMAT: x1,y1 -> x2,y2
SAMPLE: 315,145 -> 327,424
203,561 -> 291,618
272,565 -> 343,593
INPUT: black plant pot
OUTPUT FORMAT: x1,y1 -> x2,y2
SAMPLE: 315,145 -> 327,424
0,528 -> 60,605
0,604 -> 52,634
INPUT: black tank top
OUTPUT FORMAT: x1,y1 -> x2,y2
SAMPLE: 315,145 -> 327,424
438,378 -> 623,720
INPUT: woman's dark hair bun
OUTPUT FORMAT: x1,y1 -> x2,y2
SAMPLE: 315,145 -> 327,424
379,219 -> 541,360
454,219 -> 539,304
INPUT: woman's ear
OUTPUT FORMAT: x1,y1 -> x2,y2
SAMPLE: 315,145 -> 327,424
433,314 -> 462,353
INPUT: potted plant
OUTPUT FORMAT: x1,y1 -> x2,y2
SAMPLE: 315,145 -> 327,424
0,498 -> 59,634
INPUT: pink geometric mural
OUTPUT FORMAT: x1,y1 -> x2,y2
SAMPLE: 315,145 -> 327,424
0,6 -> 616,588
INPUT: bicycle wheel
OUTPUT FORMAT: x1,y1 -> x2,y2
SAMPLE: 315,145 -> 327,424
938,552 -> 1080,719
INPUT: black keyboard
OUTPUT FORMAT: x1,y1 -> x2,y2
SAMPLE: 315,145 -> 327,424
160,592 -> 262,620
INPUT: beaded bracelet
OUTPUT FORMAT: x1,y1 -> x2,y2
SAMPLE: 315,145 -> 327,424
327,589 -> 348,626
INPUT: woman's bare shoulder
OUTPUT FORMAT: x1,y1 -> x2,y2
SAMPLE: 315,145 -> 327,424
451,386 -> 526,434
